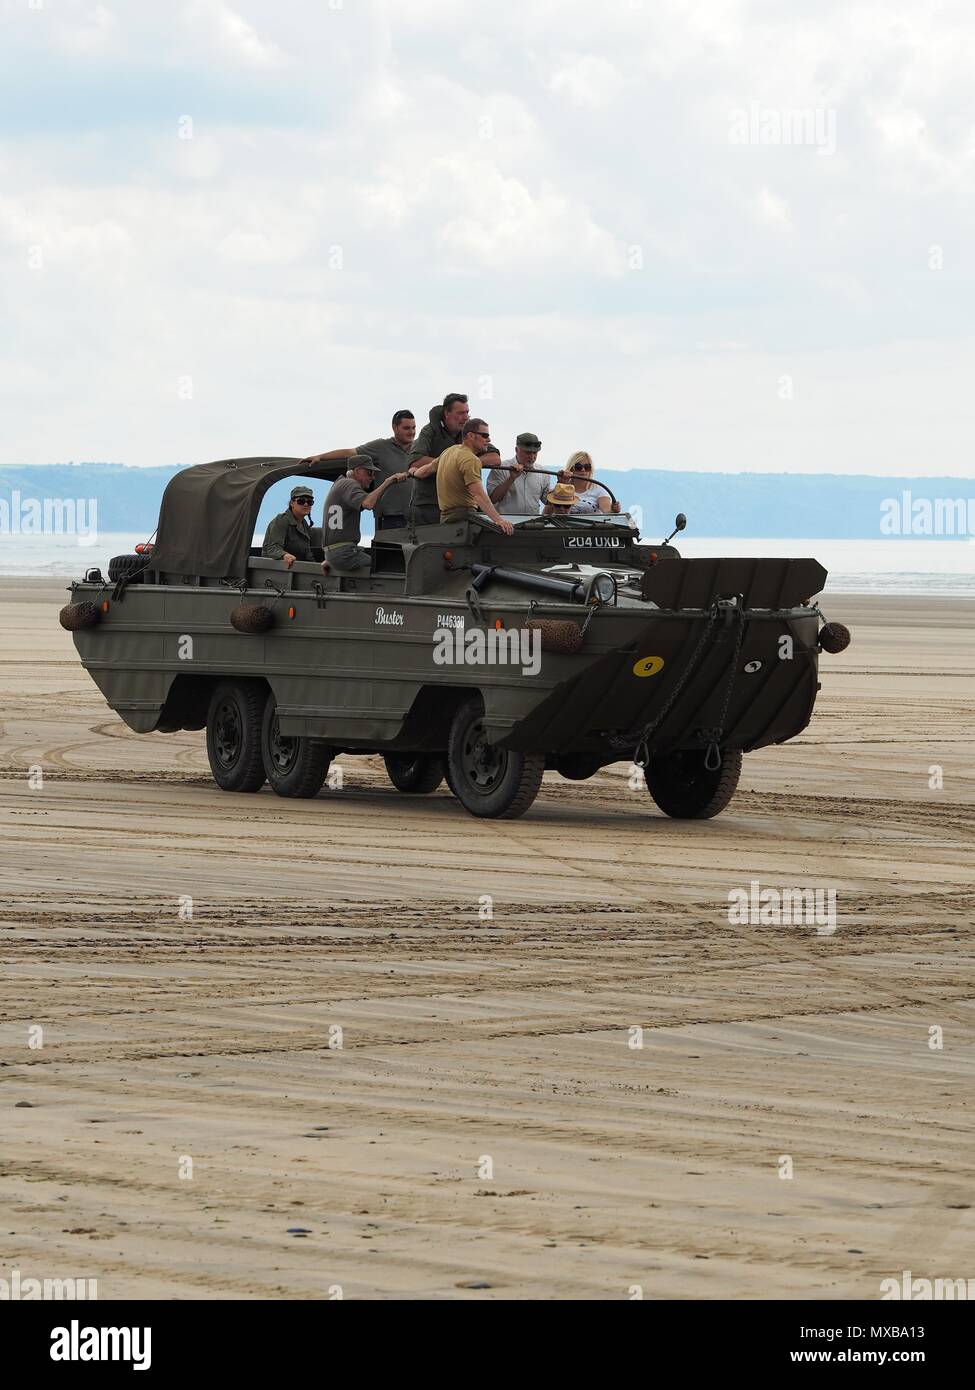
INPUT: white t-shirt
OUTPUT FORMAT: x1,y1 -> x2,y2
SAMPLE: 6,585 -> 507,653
570,485 -> 603,514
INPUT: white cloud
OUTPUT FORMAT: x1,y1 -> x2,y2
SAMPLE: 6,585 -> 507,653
547,54 -> 623,109
52,4 -> 119,58
180,0 -> 288,70
753,187 -> 792,231
437,163 -> 624,276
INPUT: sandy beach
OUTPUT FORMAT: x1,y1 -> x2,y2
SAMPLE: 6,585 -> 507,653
1,579 -> 972,1300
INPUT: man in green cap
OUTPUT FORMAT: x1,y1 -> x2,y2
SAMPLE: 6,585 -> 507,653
261,486 -> 319,568
322,455 -> 409,572
487,432 -> 550,516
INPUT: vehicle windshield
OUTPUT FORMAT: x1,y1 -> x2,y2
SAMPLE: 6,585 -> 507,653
510,512 -> 634,527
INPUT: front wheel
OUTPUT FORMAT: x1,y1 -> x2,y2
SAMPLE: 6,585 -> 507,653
261,699 -> 332,798
644,747 -> 742,819
383,753 -> 445,794
446,696 -> 544,819
206,680 -> 267,793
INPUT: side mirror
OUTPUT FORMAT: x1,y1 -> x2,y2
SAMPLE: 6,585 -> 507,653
662,513 -> 688,546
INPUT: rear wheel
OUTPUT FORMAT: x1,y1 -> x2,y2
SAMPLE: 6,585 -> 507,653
446,695 -> 544,819
644,747 -> 742,819
383,753 -> 445,794
261,699 -> 332,798
206,680 -> 267,793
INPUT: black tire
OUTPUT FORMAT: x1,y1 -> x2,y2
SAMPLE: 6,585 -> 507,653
644,747 -> 742,819
446,695 -> 544,819
107,553 -> 148,583
261,699 -> 332,798
554,753 -> 605,781
383,753 -> 445,794
205,680 -> 267,793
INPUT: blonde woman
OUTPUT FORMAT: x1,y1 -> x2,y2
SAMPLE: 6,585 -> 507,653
562,452 -> 618,514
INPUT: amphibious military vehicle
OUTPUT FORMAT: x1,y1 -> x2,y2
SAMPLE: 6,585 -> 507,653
61,456 -> 850,819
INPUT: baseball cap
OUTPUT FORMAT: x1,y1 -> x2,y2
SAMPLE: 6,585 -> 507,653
348,454 -> 379,472
291,485 -> 315,500
516,432 -> 542,449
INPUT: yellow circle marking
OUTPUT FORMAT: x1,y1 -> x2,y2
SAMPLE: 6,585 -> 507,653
633,655 -> 665,678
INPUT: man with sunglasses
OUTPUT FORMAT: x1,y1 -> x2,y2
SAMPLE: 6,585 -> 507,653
436,420 -> 514,534
487,431 -> 549,516
261,486 -> 320,567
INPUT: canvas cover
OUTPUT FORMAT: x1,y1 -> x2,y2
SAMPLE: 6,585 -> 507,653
148,457 -> 349,579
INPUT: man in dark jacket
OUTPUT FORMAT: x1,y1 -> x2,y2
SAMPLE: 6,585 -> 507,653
406,393 -> 470,525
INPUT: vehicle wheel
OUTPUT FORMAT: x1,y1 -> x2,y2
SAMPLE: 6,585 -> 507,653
107,553 -> 148,583
644,747 -> 742,819
446,695 -> 544,819
205,680 -> 267,793
383,753 -> 445,794
554,753 -> 605,781
261,699 -> 332,798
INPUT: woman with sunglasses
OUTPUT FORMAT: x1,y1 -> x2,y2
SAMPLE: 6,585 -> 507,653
561,451 -> 617,514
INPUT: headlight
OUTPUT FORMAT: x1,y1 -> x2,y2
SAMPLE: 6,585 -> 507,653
586,573 -> 616,604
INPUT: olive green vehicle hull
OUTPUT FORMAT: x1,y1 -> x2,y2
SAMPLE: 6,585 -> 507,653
69,519 -> 827,769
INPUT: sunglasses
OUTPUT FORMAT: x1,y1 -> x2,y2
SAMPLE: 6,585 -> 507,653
470,430 -> 491,439
573,466 -> 592,473
295,497 -> 314,505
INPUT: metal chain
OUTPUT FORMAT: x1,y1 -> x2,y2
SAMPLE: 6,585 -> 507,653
580,602 -> 599,638
696,600 -> 747,770
615,605 -> 720,765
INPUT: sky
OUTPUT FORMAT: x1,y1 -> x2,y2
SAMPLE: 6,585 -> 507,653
1,0 -> 973,477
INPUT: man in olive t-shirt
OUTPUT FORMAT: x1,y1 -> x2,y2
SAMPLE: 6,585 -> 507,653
436,420 -> 513,534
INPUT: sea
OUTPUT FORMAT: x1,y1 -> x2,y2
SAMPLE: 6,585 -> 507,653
1,533 -> 973,597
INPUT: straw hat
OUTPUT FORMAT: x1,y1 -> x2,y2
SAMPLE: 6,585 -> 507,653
546,482 -> 577,509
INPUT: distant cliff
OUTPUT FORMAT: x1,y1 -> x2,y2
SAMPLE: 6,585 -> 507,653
1,462 -> 972,539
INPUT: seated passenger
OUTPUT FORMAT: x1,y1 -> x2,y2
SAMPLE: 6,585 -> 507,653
562,452 -> 621,514
542,482 -> 578,516
261,487 -> 317,567
436,420 -> 514,535
322,456 -> 408,573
